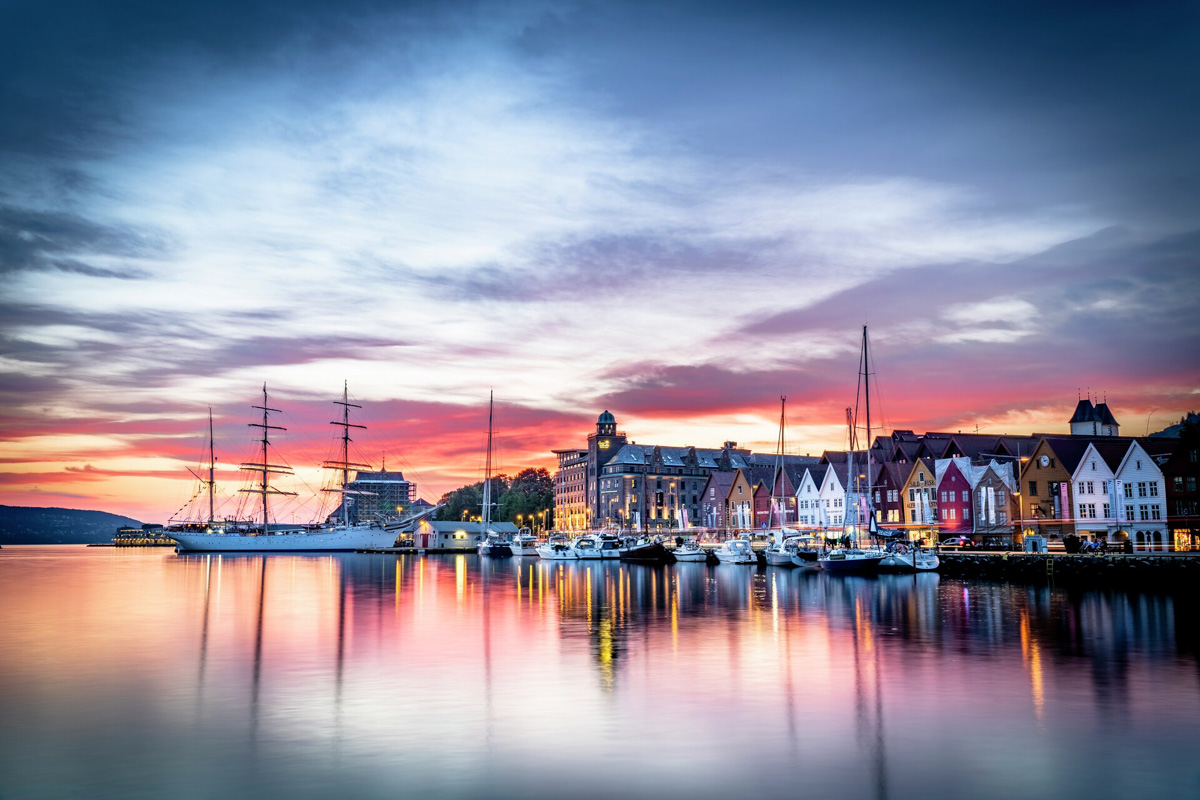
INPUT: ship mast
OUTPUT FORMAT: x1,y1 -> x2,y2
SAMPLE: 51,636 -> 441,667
208,407 -> 215,524
481,391 -> 494,535
772,395 -> 786,531
323,381 -> 371,527
239,384 -> 296,531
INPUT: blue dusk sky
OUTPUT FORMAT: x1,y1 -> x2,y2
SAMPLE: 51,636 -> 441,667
1,0 -> 1197,519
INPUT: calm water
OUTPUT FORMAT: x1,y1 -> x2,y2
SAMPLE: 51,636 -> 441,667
1,546 -> 1198,800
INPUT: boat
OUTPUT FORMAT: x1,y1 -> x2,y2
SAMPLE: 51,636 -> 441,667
169,384 -> 415,552
818,327 -> 887,574
619,535 -> 673,563
788,535 -> 821,567
713,536 -> 757,564
477,391 -> 512,558
671,540 -> 710,562
536,534 -> 577,560
762,396 -> 801,567
510,528 -> 540,556
572,533 -> 622,559
876,539 -> 940,572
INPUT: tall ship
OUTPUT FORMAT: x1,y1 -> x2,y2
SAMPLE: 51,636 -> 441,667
168,384 -> 419,552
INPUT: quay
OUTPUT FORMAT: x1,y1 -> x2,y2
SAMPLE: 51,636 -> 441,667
939,551 -> 1200,590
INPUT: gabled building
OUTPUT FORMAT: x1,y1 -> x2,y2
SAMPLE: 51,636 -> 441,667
699,470 -> 738,531
1113,440 -> 1168,551
934,458 -> 975,537
873,462 -> 909,526
795,464 -> 830,528
901,458 -> 937,540
972,460 -> 1017,544
1068,397 -> 1121,437
1069,440 -> 1127,544
1155,416 -> 1199,550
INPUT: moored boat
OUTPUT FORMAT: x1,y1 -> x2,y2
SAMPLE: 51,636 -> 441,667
671,540 -> 710,562
573,533 -> 622,559
510,528 -> 539,556
537,534 -> 577,560
619,536 -> 673,563
714,536 -> 756,564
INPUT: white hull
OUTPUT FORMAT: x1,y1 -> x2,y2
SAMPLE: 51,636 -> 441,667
878,552 -> 940,572
511,544 -> 540,556
764,549 -> 797,567
672,547 -> 708,562
170,525 -> 396,552
537,545 -> 577,560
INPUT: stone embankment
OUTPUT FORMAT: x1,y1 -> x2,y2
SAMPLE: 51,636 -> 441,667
939,552 -> 1200,591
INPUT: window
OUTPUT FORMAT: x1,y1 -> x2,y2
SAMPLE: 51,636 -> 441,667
964,506 -> 970,520
1189,477 -> 1198,492
949,508 -> 956,520
709,488 -> 715,498
1176,477 -> 1186,492
1149,483 -> 1159,497
738,486 -> 743,494
1029,481 -> 1038,496
919,472 -> 925,482
1103,503 -> 1110,518
1126,506 -> 1134,521
1138,482 -> 1147,497
909,489 -> 916,502
998,511 -> 1007,524
1151,505 -> 1161,520
941,508 -> 947,520
962,490 -> 969,502
1139,505 -> 1149,521
1137,460 -> 1142,470
941,491 -> 947,503
997,491 -> 1006,504
1124,483 -> 1133,498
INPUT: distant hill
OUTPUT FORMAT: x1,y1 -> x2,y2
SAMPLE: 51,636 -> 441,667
1148,412 -> 1198,439
0,506 -> 145,545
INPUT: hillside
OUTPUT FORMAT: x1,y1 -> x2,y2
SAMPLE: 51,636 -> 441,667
0,506 -> 145,545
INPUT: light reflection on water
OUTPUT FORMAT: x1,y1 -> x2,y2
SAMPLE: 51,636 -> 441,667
0,546 -> 1197,800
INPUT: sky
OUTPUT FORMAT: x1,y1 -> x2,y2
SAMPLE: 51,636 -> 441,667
1,0 -> 1198,523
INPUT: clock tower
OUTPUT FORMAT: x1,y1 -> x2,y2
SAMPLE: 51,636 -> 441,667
586,410 -> 627,525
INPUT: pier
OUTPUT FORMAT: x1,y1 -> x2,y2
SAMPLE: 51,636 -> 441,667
939,551 -> 1200,590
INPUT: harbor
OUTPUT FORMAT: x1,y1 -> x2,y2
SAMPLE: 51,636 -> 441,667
1,544 -> 1196,800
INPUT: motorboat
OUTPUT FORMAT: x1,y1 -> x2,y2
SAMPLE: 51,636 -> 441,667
877,543 -> 940,572
510,528 -> 540,556
619,536 -> 672,563
537,534 -> 577,560
818,547 -> 885,573
478,531 -> 513,558
764,534 -> 802,567
672,540 -> 710,563
713,536 -> 757,565
572,533 -> 622,559
788,535 -> 821,567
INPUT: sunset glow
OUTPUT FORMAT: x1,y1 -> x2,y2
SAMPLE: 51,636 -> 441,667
1,1 -> 1197,522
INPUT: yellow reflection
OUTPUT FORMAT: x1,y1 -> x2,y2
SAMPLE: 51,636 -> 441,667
455,554 -> 465,603
671,586 -> 679,652
1020,611 -> 1045,723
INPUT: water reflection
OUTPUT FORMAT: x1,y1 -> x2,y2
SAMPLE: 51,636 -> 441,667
0,547 -> 1196,800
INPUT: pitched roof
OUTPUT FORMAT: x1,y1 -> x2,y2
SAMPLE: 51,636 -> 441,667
1094,402 -> 1119,426
1069,399 -> 1098,423
606,443 -> 752,470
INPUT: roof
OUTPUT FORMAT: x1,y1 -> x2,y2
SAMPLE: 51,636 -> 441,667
597,410 -> 616,425
701,470 -> 738,497
1094,402 -> 1119,426
1088,440 -> 1131,473
605,443 -> 752,470
349,469 -> 408,483
801,463 -> 830,489
1069,399 -> 1098,424
427,521 -> 518,533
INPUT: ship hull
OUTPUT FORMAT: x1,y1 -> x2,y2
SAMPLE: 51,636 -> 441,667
169,526 -> 397,552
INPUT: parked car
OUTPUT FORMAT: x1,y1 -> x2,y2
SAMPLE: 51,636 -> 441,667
939,536 -> 972,549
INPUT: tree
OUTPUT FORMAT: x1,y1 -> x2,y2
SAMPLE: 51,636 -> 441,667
435,468 -> 554,528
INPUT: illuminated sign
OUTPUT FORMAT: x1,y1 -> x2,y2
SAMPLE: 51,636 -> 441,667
599,440 -> 610,449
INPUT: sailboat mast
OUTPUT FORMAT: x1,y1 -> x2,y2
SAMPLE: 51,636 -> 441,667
342,383 -> 350,526
482,391 -> 494,534
774,395 -> 786,529
846,406 -> 855,545
863,325 -> 873,523
208,407 -> 215,524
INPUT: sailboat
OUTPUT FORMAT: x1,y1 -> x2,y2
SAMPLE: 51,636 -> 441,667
764,396 -> 801,567
818,328 -> 885,573
168,384 -> 413,552
477,391 -> 513,558
165,407 -> 239,535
